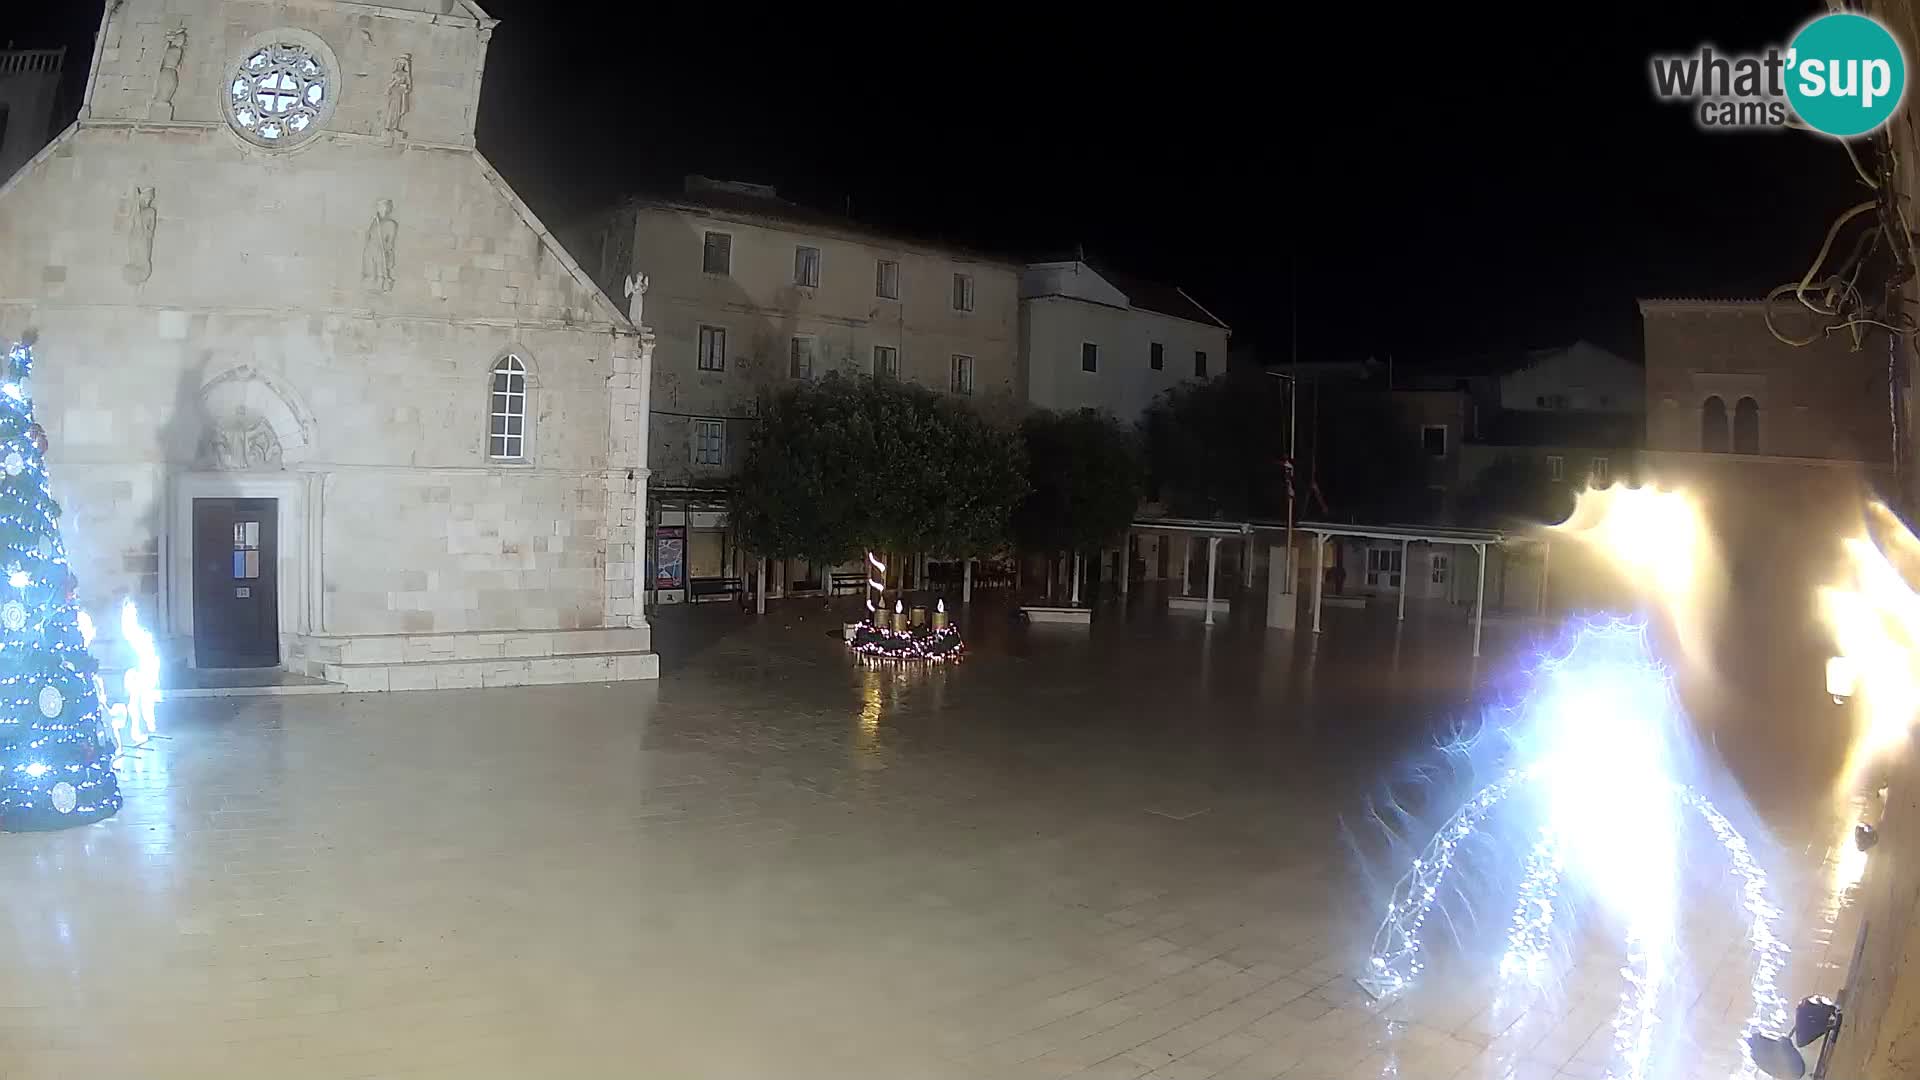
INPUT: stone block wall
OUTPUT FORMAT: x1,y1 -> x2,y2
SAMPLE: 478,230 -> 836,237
86,0 -> 486,147
577,204 -> 1022,486
1641,299 -> 1891,462
0,1 -> 652,681
321,468 -> 605,635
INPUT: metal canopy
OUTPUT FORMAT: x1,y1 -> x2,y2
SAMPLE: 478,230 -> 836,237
1293,521 -> 1551,658
1291,520 -> 1521,547
1129,517 -> 1254,537
1125,518 -> 1258,625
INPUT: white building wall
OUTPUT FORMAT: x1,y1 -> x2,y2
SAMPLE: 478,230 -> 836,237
1498,341 -> 1643,413
0,0 -> 655,687
1021,296 -> 1229,420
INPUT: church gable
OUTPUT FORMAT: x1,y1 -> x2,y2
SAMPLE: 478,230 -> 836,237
7,0 -> 629,331
0,126 -> 625,332
83,0 -> 493,148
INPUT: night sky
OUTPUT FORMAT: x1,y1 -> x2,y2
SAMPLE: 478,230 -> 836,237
9,1 -> 1867,365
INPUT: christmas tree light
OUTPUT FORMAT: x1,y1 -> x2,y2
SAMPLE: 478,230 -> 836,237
0,338 -> 121,829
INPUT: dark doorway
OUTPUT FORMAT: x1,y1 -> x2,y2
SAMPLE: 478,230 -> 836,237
192,498 -> 279,668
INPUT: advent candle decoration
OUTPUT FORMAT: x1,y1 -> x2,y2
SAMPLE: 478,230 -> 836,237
850,591 -> 964,662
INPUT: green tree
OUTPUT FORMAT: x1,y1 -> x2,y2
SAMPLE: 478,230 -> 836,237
1013,409 -> 1143,554
1139,369 -> 1289,519
732,374 -> 1026,577
1313,388 -> 1430,522
1462,453 -> 1571,526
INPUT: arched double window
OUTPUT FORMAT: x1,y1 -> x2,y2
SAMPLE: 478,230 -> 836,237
1733,396 -> 1760,455
1701,396 -> 1729,453
488,354 -> 529,461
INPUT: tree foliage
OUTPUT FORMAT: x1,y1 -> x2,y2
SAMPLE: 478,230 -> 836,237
732,374 -> 1027,567
1462,453 -> 1573,526
1013,409 -> 1142,553
1313,389 -> 1431,522
1139,369 -> 1289,519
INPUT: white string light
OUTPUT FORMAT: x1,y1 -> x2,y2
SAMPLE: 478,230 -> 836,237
0,339 -> 121,828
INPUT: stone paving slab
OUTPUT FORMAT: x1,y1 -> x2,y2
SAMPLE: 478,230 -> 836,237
0,600 -> 1867,1077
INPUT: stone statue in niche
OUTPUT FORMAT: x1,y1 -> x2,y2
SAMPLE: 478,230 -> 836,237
622,272 -> 649,327
149,27 -> 186,121
382,54 -> 413,140
203,408 -> 283,471
362,198 -> 396,293
124,186 -> 156,285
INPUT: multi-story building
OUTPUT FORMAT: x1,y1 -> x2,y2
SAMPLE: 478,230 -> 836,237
1017,259 -> 1229,421
572,178 -> 1021,601
1457,340 -> 1644,523
0,47 -> 65,181
1641,297 -> 1890,462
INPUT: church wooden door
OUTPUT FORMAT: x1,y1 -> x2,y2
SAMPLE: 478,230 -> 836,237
192,498 -> 279,668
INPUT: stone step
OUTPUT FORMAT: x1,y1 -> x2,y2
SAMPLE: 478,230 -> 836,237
321,649 -> 659,693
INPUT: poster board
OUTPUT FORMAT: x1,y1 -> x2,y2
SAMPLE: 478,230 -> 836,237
653,526 -> 685,590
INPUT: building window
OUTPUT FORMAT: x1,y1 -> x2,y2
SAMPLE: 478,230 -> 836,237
1194,350 -> 1208,378
951,354 -> 974,395
1701,395 -> 1729,453
1546,454 -> 1564,482
789,336 -> 816,380
1150,342 -> 1164,370
697,325 -> 726,372
1082,342 -> 1099,372
1422,425 -> 1447,458
232,520 -> 262,580
1733,396 -> 1760,455
1430,551 -> 1450,585
1366,547 -> 1403,589
692,418 -> 725,467
952,273 -> 974,312
873,344 -> 898,379
702,231 -> 732,275
876,259 -> 900,299
223,33 -> 335,149
488,354 -> 529,461
794,245 -> 821,288
1592,456 -> 1611,485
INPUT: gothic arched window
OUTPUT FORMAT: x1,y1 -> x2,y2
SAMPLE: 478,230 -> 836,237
1733,396 -> 1760,455
1701,396 -> 1729,453
488,355 -> 530,461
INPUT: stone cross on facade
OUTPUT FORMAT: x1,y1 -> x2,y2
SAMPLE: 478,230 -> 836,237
623,272 -> 648,328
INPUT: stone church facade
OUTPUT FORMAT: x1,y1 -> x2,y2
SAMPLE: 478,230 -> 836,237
0,0 -> 657,689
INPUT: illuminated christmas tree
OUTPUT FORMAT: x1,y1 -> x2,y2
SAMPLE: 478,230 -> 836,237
0,337 -> 121,829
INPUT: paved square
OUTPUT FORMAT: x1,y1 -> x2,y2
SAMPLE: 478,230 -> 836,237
0,602 -> 1863,1077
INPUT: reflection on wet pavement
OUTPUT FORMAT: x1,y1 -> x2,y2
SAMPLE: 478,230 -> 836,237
0,595 -> 1866,1078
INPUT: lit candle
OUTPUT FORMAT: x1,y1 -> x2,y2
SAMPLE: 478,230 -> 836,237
892,598 -> 904,632
932,598 -> 949,631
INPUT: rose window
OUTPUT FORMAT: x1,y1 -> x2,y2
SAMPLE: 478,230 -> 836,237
225,42 -> 329,147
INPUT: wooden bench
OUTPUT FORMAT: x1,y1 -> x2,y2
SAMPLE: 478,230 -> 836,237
689,577 -> 744,600
829,572 -> 867,594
